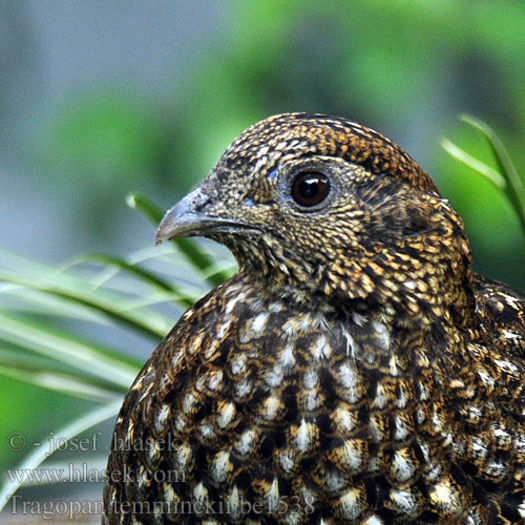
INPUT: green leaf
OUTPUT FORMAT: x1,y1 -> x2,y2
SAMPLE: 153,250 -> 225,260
0,344 -> 124,402
0,363 -> 122,402
0,312 -> 138,389
442,115 -> 525,238
459,114 -> 525,236
116,291 -> 201,311
70,253 -> 196,308
0,285 -> 110,325
126,192 -> 164,223
73,254 -> 175,291
0,255 -> 171,340
440,137 -> 506,190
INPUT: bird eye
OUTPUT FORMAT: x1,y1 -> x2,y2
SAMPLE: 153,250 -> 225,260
291,171 -> 331,207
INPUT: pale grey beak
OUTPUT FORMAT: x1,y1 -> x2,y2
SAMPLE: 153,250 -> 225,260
156,193 -> 211,244
155,189 -> 260,244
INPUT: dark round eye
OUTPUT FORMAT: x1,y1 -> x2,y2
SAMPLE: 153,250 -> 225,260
291,171 -> 331,207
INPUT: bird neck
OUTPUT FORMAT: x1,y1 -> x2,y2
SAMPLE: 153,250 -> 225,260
221,274 -> 475,386
237,247 -> 478,334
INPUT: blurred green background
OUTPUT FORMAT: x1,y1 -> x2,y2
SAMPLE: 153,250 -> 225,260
1,0 -> 524,521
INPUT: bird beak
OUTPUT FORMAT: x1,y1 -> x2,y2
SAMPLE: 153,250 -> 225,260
155,189 -> 260,245
155,192 -> 212,244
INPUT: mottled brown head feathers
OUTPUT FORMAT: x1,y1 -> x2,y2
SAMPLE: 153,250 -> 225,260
161,113 -> 473,323
222,113 -> 439,194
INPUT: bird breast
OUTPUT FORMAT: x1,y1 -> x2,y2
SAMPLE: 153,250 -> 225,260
142,275 -> 472,522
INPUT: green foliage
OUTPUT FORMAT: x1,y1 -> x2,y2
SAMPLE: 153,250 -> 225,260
442,115 -> 525,236
439,116 -> 525,287
0,200 -> 235,512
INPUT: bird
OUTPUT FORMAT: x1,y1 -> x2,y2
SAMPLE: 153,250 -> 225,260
103,113 -> 525,524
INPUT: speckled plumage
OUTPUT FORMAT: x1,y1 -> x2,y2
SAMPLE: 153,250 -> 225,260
103,113 -> 525,524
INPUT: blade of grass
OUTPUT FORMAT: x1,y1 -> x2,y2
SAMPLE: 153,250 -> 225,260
0,364 -> 122,402
117,291 -> 201,311
440,137 -> 506,190
0,344 -> 133,395
70,254 -> 195,308
0,272 -> 170,340
126,193 -> 165,224
460,114 -> 525,235
0,345 -> 68,370
0,399 -> 122,512
73,254 -> 177,291
201,261 -> 237,281
0,285 -> 112,325
0,312 -> 138,389
0,249 -> 173,339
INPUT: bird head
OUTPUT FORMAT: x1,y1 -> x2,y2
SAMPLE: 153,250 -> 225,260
157,113 -> 474,320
